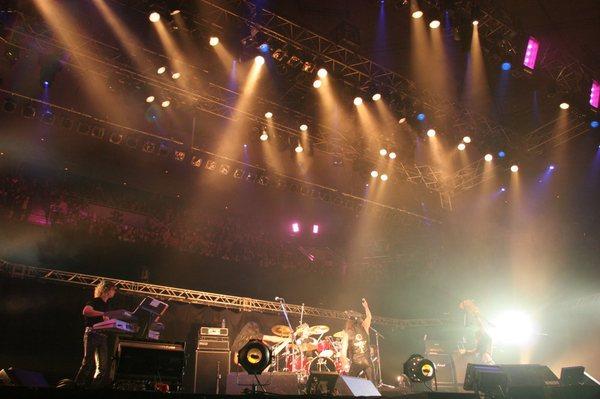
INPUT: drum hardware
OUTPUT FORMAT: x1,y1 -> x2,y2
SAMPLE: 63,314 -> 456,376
308,325 -> 330,336
271,325 -> 293,337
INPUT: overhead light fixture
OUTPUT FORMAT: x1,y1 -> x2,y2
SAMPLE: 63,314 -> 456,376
389,152 -> 397,159
149,12 -> 160,23
157,66 -> 166,75
260,130 -> 269,141
300,124 -> 308,132
457,143 -> 466,151
171,72 -> 181,80
463,136 -> 472,143
209,37 -> 219,46
372,93 -> 382,101
264,112 -> 273,119
380,174 -> 388,181
590,80 -> 599,109
472,20 -> 479,26
146,96 -> 155,103
295,144 -> 304,153
484,154 -> 493,162
170,10 -> 181,16
523,36 -> 540,70
313,79 -> 322,88
398,117 -> 407,124
427,129 -> 436,137
511,165 -> 519,172
254,55 -> 265,65
379,148 -> 387,156
559,102 -> 570,110
429,20 -> 441,29
370,170 -> 379,178
317,68 -> 328,78
412,11 -> 423,19
161,100 -> 171,108
353,97 -> 363,106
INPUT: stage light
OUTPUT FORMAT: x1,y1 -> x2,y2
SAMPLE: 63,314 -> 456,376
272,49 -> 286,61
510,164 -> 519,172
548,164 -> 555,171
463,136 -> 472,143
389,152 -> 397,159
490,311 -> 534,345
371,170 -> 379,178
427,129 -> 436,137
523,36 -> 540,70
313,79 -> 322,88
161,100 -> 170,108
259,43 -> 270,53
590,81 -> 599,109
291,223 -> 300,233
403,355 -> 435,383
484,154 -> 493,162
472,20 -> 479,26
170,10 -> 181,15
295,144 -> 304,153
353,96 -> 363,106
559,102 -> 569,110
502,62 -> 512,71
380,174 -> 389,181
209,37 -> 219,46
260,131 -> 269,141
238,339 -> 272,375
498,150 -> 506,158
146,96 -> 155,103
412,10 -> 423,19
429,20 -> 440,29
265,112 -> 273,119
417,113 -> 425,121
398,117 -> 406,124
171,72 -> 181,80
300,124 -> 308,132
501,187 -> 506,192
379,148 -> 387,156
372,93 -> 382,101
317,68 -> 328,78
254,55 -> 265,65
312,224 -> 319,234
149,12 -> 160,23
591,120 -> 599,128
457,143 -> 466,151
42,80 -> 50,88
157,66 -> 166,75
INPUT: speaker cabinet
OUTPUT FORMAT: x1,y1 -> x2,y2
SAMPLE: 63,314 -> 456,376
335,375 -> 381,396
194,350 -> 230,394
226,372 -> 300,394
427,353 -> 456,385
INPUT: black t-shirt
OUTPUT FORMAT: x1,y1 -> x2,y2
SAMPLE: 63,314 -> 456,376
83,297 -> 109,328
348,324 -> 371,366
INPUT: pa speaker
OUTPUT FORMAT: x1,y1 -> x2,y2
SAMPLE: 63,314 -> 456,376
226,372 -> 300,394
0,367 -> 48,387
335,375 -> 381,396
194,350 -> 230,394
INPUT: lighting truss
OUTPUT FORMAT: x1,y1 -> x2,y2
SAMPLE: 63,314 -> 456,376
0,259 -> 446,329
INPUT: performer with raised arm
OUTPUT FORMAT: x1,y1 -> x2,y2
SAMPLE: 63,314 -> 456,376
459,299 -> 494,365
341,298 -> 374,381
74,280 -> 117,388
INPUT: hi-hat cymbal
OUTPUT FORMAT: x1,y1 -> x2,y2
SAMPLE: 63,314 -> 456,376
333,330 -> 345,339
309,325 -> 330,335
271,325 -> 293,337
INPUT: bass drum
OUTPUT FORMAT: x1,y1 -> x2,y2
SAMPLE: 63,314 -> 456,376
307,356 -> 337,373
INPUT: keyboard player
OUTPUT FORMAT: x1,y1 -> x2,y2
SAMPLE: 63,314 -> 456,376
74,280 -> 117,388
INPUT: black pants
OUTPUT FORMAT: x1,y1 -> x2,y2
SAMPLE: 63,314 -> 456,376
349,361 -> 374,382
74,330 -> 109,388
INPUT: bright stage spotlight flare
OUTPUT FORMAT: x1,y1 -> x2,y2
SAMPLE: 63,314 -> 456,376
372,93 -> 382,101
157,66 -> 166,75
171,72 -> 181,80
427,129 -> 436,138
317,68 -> 328,78
412,11 -> 423,19
149,12 -> 160,23
209,37 -> 219,46
511,164 -> 519,172
463,136 -> 472,143
398,117 -> 406,124
260,131 -> 269,141
484,154 -> 493,162
457,143 -> 466,151
161,100 -> 170,108
429,20 -> 441,29
380,174 -> 388,181
379,148 -> 388,156
389,152 -> 397,159
370,170 -> 379,178
559,102 -> 570,110
295,144 -> 304,153
254,55 -> 265,65
146,96 -> 155,103
472,20 -> 479,26
353,97 -> 363,106
300,124 -> 308,132
264,112 -> 273,119
313,79 -> 322,88
490,311 -> 535,345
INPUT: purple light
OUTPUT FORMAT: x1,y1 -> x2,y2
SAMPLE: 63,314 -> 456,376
590,80 -> 600,109
523,37 -> 539,70
549,165 -> 555,171
312,224 -> 319,234
292,222 -> 300,233
500,187 -> 506,192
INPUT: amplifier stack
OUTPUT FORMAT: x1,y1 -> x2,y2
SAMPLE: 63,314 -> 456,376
194,326 -> 231,394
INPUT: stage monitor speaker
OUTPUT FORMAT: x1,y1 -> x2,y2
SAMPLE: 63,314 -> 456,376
0,367 -> 48,387
335,375 -> 381,397
465,363 -> 559,398
226,372 -> 300,395
194,350 -> 230,394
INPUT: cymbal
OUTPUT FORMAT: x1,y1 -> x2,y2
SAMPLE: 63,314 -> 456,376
333,330 -> 345,339
271,325 -> 293,337
294,323 -> 310,336
309,325 -> 330,335
297,337 -> 317,352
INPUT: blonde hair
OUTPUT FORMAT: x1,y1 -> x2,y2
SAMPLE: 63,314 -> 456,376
94,280 -> 116,298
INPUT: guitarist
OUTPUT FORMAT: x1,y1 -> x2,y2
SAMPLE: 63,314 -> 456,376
459,300 -> 494,365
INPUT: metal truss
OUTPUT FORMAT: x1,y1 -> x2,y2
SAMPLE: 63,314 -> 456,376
0,259 -> 446,329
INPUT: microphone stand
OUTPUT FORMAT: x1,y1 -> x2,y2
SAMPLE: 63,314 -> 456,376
369,326 -> 394,389
277,298 -> 295,373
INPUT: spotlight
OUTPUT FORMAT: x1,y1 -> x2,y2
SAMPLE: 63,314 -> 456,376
313,79 -> 322,88
403,354 -> 435,383
264,112 -> 273,119
292,222 -> 300,233
157,66 -> 166,75
300,124 -> 308,132
398,117 -> 407,124
472,20 -> 479,26
389,152 -> 397,159
490,310 -> 534,345
591,121 -> 599,128
417,113 -> 425,121
372,93 -> 382,101
498,150 -> 506,158
171,72 -> 181,80
259,43 -> 270,53
146,96 -> 155,103
523,36 -> 540,70
380,174 -> 388,181
502,62 -> 512,71
238,339 -> 271,375
510,165 -> 519,173
559,102 -> 569,110
457,143 -> 466,151
254,55 -> 265,65
312,224 -> 319,234
317,68 -> 328,78
501,187 -> 507,192
591,81 -> 599,109
379,148 -> 388,156
161,100 -> 171,108
260,131 -> 269,141
548,164 -> 555,171
484,154 -> 493,162
353,97 -> 363,106
463,136 -> 472,143
429,20 -> 441,29
209,37 -> 219,46
426,129 -> 436,137
412,10 -> 423,19
370,170 -> 379,178
149,12 -> 160,23
295,144 -> 304,153
170,10 -> 181,15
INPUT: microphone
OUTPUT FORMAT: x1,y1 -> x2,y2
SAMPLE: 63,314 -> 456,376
275,296 -> 284,301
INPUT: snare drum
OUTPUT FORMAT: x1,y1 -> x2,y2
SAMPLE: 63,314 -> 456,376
307,356 -> 337,373
317,338 -> 334,358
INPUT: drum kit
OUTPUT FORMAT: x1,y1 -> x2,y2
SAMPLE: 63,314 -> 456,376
269,323 -> 349,377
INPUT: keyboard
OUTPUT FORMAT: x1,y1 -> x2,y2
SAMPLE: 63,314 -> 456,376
93,319 -> 137,334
